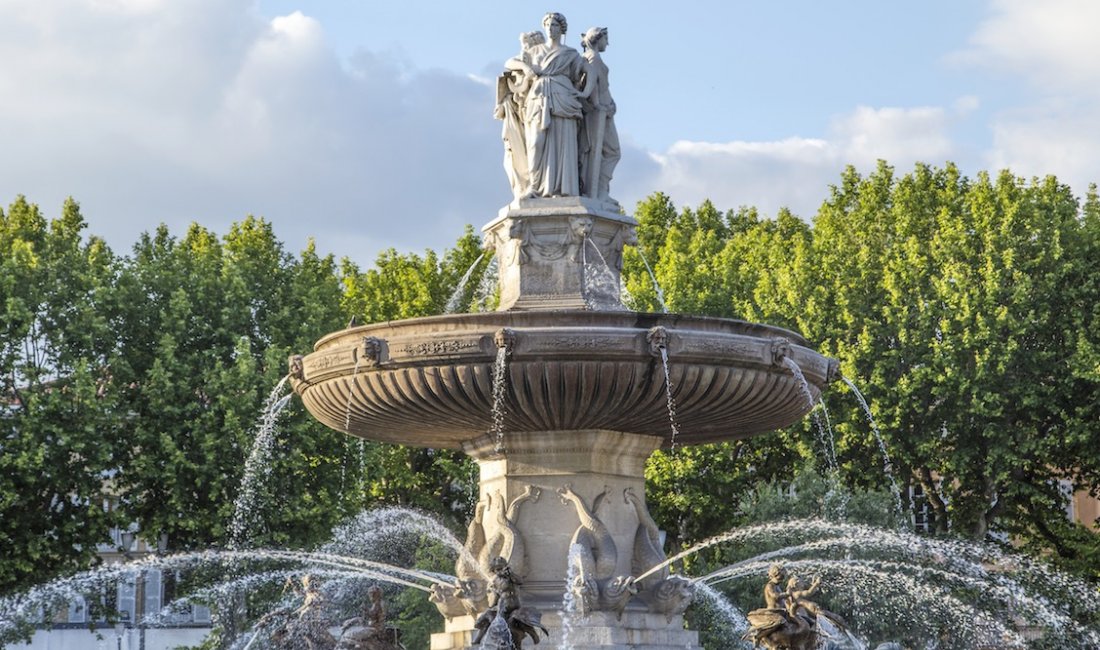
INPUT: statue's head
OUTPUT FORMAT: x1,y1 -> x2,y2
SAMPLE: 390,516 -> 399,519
608,575 -> 638,595
569,216 -> 593,238
520,30 -> 545,50
489,556 -> 509,573
767,563 -> 787,582
581,27 -> 608,52
367,585 -> 383,602
542,12 -> 567,38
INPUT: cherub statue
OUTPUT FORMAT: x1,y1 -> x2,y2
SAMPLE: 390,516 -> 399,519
336,585 -> 400,650
745,566 -> 860,650
256,575 -> 336,650
473,556 -> 548,649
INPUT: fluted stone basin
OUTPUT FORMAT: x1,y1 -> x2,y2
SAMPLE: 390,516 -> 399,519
289,310 -> 836,449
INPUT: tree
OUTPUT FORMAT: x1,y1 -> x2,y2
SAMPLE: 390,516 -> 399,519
803,164 -> 1100,564
337,226 -> 486,525
109,218 -> 361,551
0,196 -> 123,594
625,168 -> 1100,575
622,195 -> 819,548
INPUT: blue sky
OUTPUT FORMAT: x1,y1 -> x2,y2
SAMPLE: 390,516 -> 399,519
2,1 -> 1098,266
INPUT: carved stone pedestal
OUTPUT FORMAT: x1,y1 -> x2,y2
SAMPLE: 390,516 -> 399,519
428,430 -> 700,650
482,197 -> 637,311
430,611 -> 701,650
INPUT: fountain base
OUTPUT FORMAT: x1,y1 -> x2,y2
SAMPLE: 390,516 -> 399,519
462,430 -> 660,599
430,610 -> 701,650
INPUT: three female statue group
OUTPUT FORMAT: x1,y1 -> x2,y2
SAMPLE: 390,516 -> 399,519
496,13 -> 619,204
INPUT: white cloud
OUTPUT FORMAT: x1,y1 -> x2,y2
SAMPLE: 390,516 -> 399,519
987,103 -> 1100,190
955,0 -> 1100,94
0,1 -> 502,265
619,105 -> 960,219
952,0 -> 1100,193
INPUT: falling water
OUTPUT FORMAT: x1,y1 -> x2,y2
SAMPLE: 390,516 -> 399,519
704,558 -> 1021,648
559,543 -> 585,650
490,346 -> 509,453
658,347 -> 682,449
228,375 -> 294,549
782,358 -> 837,474
636,518 -> 1100,648
320,507 -> 480,578
841,375 -> 905,520
471,256 -> 500,312
692,582 -> 752,647
579,234 -> 589,306
344,354 -> 362,433
0,505 -> 489,645
635,249 -> 668,313
582,238 -> 620,309
445,252 -> 487,314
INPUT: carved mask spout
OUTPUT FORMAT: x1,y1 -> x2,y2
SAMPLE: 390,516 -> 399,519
494,327 -> 517,352
647,326 -> 669,357
769,337 -> 791,367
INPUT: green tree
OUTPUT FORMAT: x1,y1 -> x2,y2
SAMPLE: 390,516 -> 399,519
337,226 -> 486,523
109,218 -> 358,552
623,195 -> 819,548
0,196 -> 122,594
803,164 -> 1100,564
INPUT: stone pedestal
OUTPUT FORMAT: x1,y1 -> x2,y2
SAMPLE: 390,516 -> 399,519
430,611 -> 701,650
482,197 -> 637,311
463,430 -> 659,599
427,430 -> 701,650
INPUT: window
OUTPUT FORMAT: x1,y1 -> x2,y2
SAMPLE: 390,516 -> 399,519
116,572 -> 137,622
143,569 -> 162,621
67,596 -> 87,624
910,483 -> 932,534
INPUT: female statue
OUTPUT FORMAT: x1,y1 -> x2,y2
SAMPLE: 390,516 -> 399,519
497,31 -> 545,199
506,12 -> 593,199
578,26 -> 620,204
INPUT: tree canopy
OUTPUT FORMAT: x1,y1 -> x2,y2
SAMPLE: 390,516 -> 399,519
2,161 -> 1099,602
622,164 -> 1100,577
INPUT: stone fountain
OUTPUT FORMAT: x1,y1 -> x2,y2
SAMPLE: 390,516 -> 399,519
288,12 -> 836,650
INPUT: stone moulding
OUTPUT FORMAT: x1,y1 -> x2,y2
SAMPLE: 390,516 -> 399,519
482,197 -> 638,312
290,311 -> 834,449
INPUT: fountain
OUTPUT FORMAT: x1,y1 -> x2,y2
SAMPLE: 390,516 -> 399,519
7,11 -> 1096,650
287,12 -> 836,650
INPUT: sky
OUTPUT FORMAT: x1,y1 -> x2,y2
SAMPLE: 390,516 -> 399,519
2,0 -> 1099,267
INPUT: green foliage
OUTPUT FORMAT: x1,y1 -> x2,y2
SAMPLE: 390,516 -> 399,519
107,218 -> 356,552
0,196 -> 123,593
805,164 -> 1100,553
626,166 -> 1100,579
5,157 -> 1100,646
334,226 -> 485,529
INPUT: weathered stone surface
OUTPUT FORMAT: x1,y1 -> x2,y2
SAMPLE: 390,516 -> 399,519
431,611 -> 701,650
289,14 -> 840,648
483,198 -> 635,311
290,311 -> 832,449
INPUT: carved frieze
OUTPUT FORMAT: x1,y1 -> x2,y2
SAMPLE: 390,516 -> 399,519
679,337 -> 758,359
398,339 -> 481,356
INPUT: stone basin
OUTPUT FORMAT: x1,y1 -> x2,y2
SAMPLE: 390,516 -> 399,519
289,310 -> 837,449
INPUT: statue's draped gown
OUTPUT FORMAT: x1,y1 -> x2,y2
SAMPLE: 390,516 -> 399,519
523,43 -> 585,197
